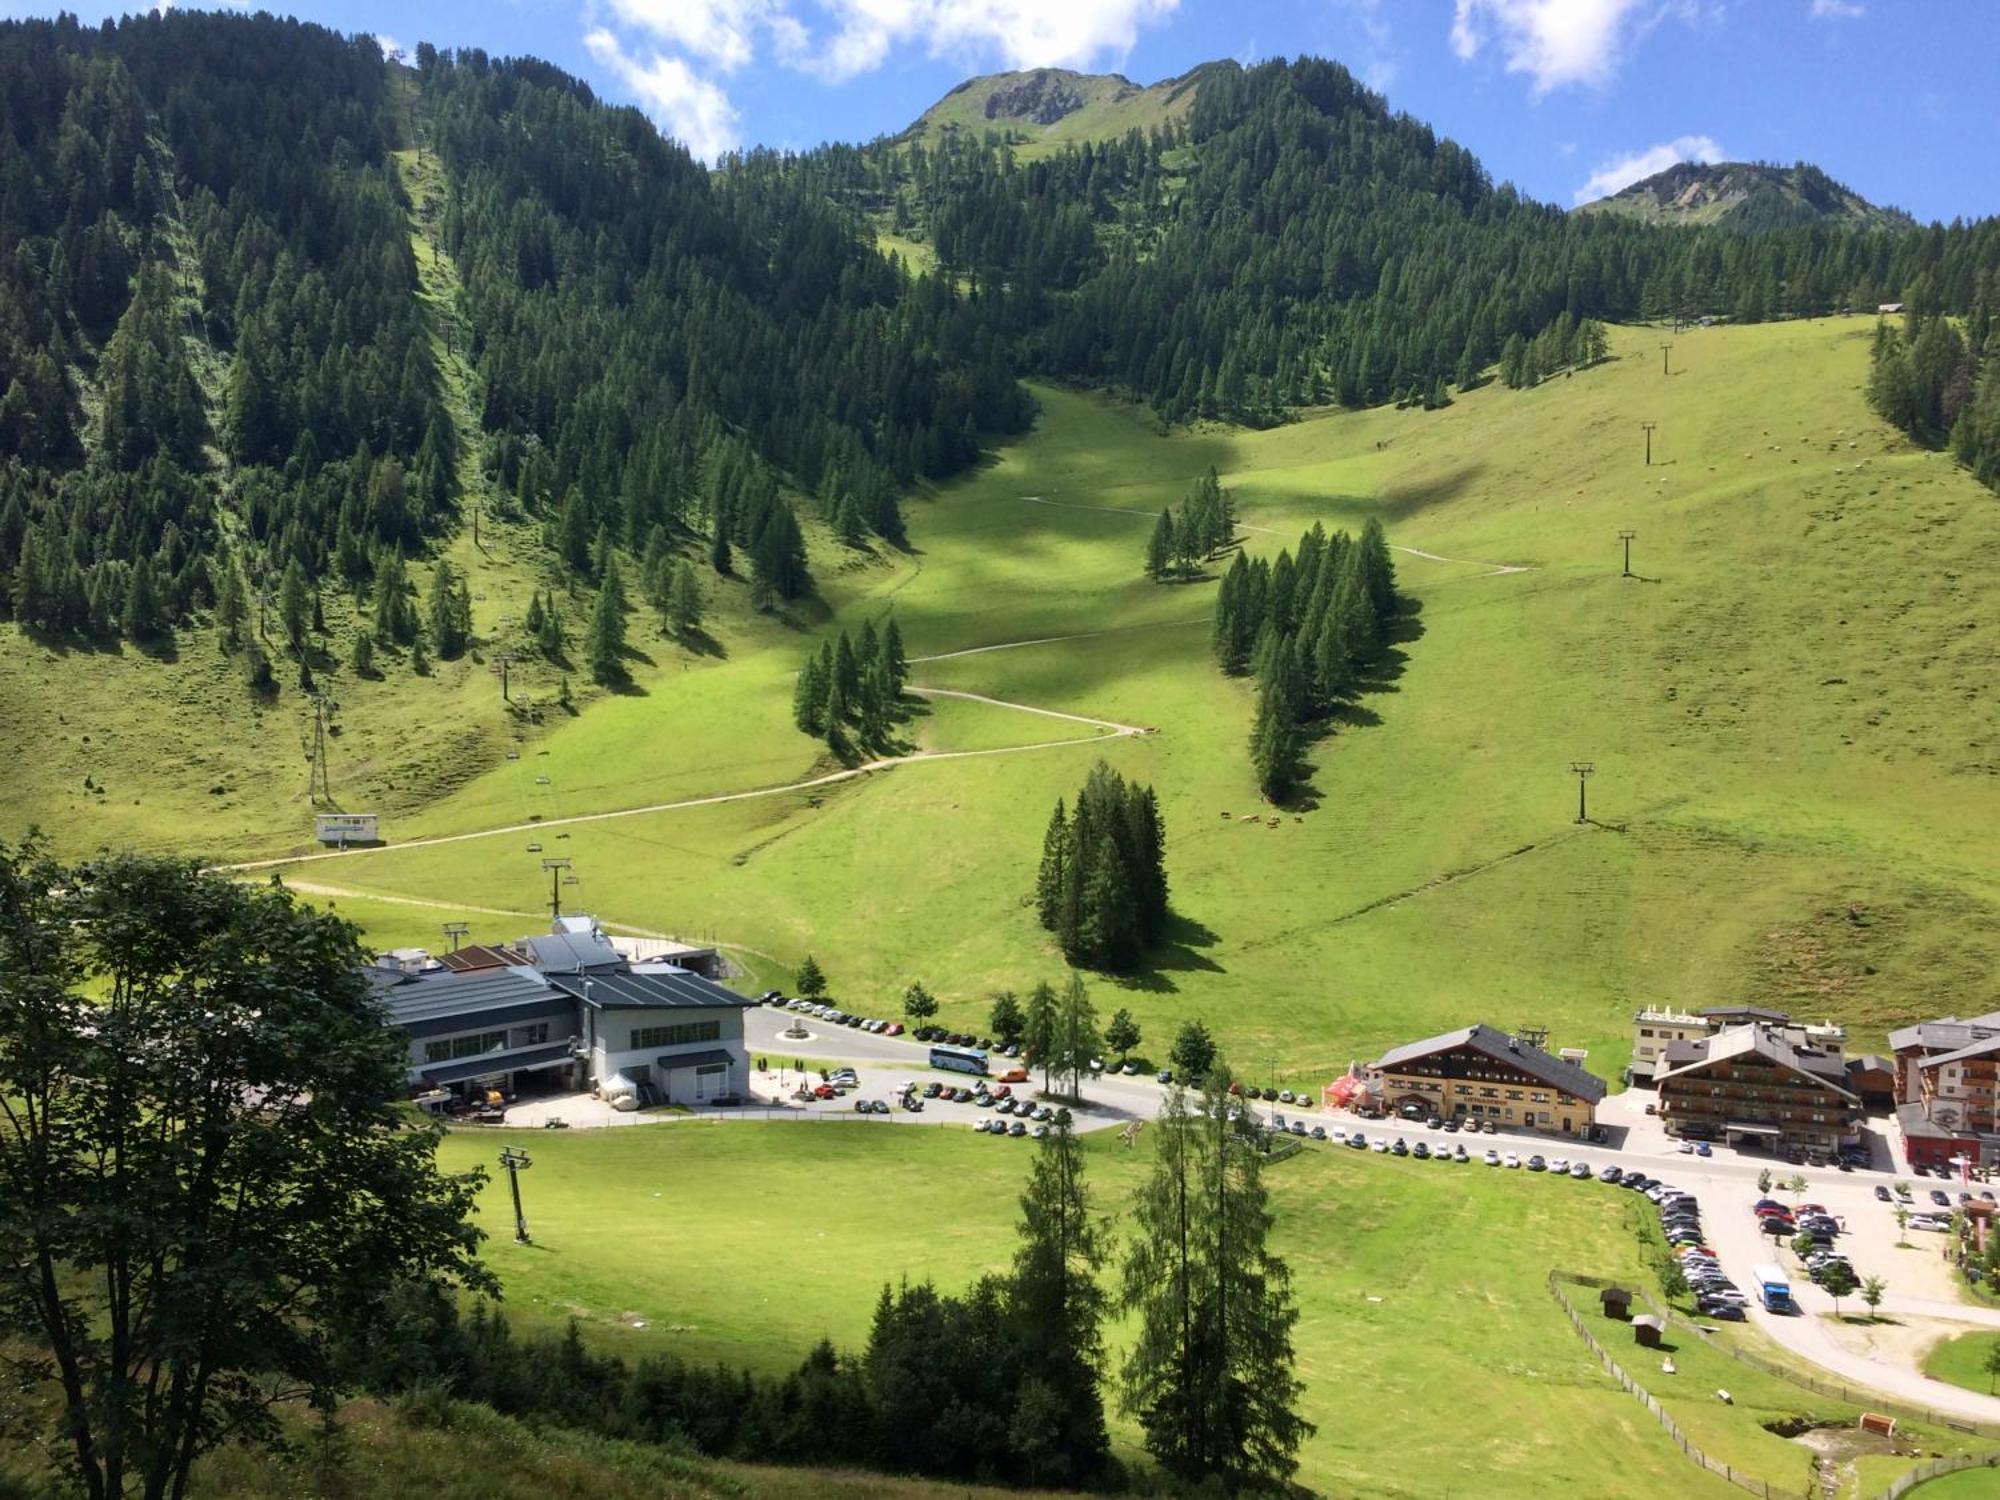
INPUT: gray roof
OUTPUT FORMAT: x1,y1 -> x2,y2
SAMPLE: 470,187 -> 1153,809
420,1041 -> 574,1085
654,1047 -> 737,1071
1702,1005 -> 1792,1023
547,968 -> 752,1011
1655,1026 -> 1858,1102
1898,1100 -> 1966,1142
1890,1014 -> 2000,1056
1846,1054 -> 1894,1075
379,967 -> 568,1033
1373,1023 -> 1606,1104
523,930 -> 626,972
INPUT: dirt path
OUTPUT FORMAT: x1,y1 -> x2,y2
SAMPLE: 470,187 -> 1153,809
1016,494 -> 1536,574
909,617 -> 1207,664
908,685 -> 1146,736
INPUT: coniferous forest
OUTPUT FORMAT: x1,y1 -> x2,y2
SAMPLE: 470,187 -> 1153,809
1036,761 -> 1170,971
2,11 -> 1998,669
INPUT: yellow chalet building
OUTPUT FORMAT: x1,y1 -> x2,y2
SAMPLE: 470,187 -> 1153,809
1370,1024 -> 1606,1136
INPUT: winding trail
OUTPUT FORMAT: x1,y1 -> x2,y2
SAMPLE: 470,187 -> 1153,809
1017,494 -> 1535,575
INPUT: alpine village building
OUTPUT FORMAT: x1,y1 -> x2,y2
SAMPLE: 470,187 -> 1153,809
1653,1025 -> 1860,1157
1888,1011 -> 2000,1169
1370,1024 -> 1606,1136
366,916 -> 751,1111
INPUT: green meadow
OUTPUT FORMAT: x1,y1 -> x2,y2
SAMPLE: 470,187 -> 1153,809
428,1118 -> 1978,1500
185,316 -> 2000,1081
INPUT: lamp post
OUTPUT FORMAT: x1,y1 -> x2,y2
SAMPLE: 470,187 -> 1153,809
1569,762 -> 1595,824
498,1146 -> 532,1243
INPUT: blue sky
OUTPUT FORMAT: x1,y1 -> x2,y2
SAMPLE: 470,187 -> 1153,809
17,1 -> 2000,221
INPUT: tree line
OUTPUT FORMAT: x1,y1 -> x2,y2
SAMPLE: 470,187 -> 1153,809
1036,761 -> 1169,972
792,616 -> 911,754
1210,518 -> 1400,800
1867,293 -> 2000,494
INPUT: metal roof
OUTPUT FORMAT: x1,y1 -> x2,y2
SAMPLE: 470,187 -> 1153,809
1372,1023 -> 1606,1104
439,944 -> 533,973
420,1041 -> 574,1085
548,969 -> 751,1011
379,967 -> 564,1030
523,930 -> 625,972
654,1048 -> 736,1071
1918,1033 -> 2000,1070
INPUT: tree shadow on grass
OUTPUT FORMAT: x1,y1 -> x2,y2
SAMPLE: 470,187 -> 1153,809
670,625 -> 727,660
1108,912 -> 1225,996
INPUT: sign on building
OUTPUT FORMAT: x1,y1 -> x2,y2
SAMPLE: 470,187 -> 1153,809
314,812 -> 379,846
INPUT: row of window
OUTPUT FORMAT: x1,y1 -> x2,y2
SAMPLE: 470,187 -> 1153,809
423,1022 -> 551,1064
631,1020 -> 722,1051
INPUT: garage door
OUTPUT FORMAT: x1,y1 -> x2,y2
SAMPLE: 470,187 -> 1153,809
695,1062 -> 729,1099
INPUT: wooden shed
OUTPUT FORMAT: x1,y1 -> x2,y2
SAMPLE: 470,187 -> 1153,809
1633,1315 -> 1665,1349
1599,1286 -> 1633,1320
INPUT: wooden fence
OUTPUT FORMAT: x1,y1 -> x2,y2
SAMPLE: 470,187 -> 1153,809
1548,1272 -> 1816,1499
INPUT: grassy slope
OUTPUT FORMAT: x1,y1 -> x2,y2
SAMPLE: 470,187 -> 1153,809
899,67 -> 1204,157
427,1118 -> 1942,1499
1925,1328 -> 2000,1395
249,318 -> 2000,1078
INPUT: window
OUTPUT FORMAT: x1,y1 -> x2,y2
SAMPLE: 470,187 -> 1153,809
425,1029 -> 508,1064
509,1022 -> 549,1047
632,1019 -> 722,1051
1640,1028 -> 1654,1038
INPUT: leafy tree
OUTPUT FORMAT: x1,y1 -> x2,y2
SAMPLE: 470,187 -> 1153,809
587,556 -> 629,685
0,839 -> 491,1500
989,990 -> 1026,1047
1820,1261 -> 1857,1317
1985,1338 -> 2000,1394
1757,1168 -> 1773,1195
1894,1204 -> 1911,1246
1170,1019 -> 1216,1078
902,981 -> 938,1023
795,953 -> 826,998
1106,1007 -> 1140,1060
1120,1069 -> 1312,1487
1858,1275 -> 1886,1321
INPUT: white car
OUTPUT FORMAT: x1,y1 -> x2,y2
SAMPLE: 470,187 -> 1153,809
1504,1151 -> 1521,1169
1908,1214 -> 1949,1232
1549,1158 -> 1569,1174
1371,1137 -> 1390,1153
1483,1149 -> 1501,1166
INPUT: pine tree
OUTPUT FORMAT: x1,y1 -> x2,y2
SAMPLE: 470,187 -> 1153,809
409,632 -> 430,676
709,522 -> 732,576
277,558 -> 309,652
1120,1072 -> 1312,1488
833,631 -> 859,702
427,559 -> 469,659
795,953 -> 826,998
524,591 -> 546,639
1057,971 -> 1103,1099
1007,1115 -> 1111,1487
1250,669 -> 1301,802
882,616 -> 908,696
214,563 -> 246,652
793,653 -> 827,735
121,554 -> 166,643
350,630 -> 375,676
1024,980 -> 1061,1096
1036,799 -> 1069,928
641,525 -> 672,610
537,598 -> 566,662
1145,509 -> 1175,580
587,558 -> 629,685
666,560 -> 702,638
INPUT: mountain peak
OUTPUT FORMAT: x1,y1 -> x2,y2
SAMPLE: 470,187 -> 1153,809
1580,160 -> 1913,232
900,62 -> 1227,150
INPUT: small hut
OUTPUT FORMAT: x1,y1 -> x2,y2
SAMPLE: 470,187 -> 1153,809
1633,1315 -> 1665,1349
1599,1286 -> 1633,1321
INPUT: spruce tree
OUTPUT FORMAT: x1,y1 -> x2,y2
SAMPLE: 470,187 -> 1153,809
214,563 -> 246,652
277,558 -> 309,652
1145,508 -> 1175,580
1036,799 -> 1069,928
1007,1115 -> 1111,1487
882,616 -> 909,696
122,555 -> 166,644
1250,669 -> 1301,801
1023,980 -> 1061,1096
350,630 -> 375,676
666,560 -> 702,638
427,559 -> 468,659
586,557 -> 628,685
795,953 -> 826,998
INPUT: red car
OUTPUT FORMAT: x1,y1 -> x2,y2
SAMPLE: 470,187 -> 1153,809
885,1022 -> 904,1036
991,1084 -> 1012,1099
812,1083 -> 838,1099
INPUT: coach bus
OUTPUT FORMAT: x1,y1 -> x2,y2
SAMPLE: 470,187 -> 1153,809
929,1043 -> 988,1076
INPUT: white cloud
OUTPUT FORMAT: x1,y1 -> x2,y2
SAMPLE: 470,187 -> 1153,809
603,0 -> 774,73
1809,0 -> 1864,18
585,28 -> 743,161
1334,0 -> 1398,93
372,34 -> 404,62
1450,0 -> 1651,95
1572,132 -> 1724,204
800,0 -> 1180,85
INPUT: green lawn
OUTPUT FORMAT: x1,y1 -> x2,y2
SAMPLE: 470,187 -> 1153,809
1925,1329 -> 2000,1396
434,1119 -> 1846,1499
174,317 -> 2000,1084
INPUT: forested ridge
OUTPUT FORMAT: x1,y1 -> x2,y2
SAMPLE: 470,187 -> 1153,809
3,14 -> 1999,668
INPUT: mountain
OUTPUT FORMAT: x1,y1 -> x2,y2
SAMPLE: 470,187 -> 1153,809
897,63 -> 1218,150
1579,160 -> 1915,232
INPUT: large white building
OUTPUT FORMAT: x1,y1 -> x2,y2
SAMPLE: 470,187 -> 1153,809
369,917 -> 752,1107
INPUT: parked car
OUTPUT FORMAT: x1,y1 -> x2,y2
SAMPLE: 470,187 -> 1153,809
1348,1133 -> 1367,1150
1412,1141 -> 1430,1159
1599,1165 -> 1623,1183
973,1118 -> 990,1133
1453,1145 -> 1470,1162
1527,1155 -> 1547,1172
1279,1089 -> 1296,1104
812,1084 -> 838,1099
1548,1158 -> 1569,1174
1569,1162 -> 1592,1180
1157,1069 -> 1174,1084
1873,1184 -> 1892,1202
1311,1125 -> 1329,1142
1371,1137 -> 1390,1152
1930,1189 -> 1952,1207
1009,1121 -> 1028,1137
1390,1138 -> 1408,1156
1483,1149 -> 1501,1166
1120,1061 -> 1138,1075
1909,1214 -> 1949,1231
